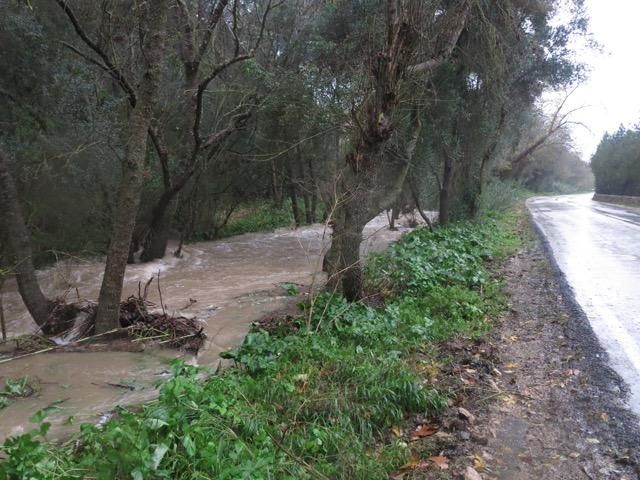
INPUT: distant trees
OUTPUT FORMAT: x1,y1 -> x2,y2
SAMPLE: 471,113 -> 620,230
591,126 -> 640,196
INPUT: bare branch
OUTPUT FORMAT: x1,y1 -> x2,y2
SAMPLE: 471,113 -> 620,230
55,0 -> 137,107
196,0 -> 230,64
193,54 -> 253,148
149,125 -> 171,190
408,0 -> 472,75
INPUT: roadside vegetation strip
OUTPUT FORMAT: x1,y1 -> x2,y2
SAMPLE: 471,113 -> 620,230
0,210 -> 522,480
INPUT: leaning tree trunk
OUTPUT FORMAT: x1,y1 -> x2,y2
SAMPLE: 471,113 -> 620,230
94,1 -> 169,333
0,148 -> 52,332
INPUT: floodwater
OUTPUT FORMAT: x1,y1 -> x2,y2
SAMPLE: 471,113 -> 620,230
0,213 -> 417,442
528,193 -> 640,415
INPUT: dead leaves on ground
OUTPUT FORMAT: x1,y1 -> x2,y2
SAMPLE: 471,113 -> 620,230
389,452 -> 449,479
410,423 -> 439,440
390,422 -> 440,441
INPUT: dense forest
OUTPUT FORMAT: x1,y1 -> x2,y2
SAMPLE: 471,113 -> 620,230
1,0 -> 592,336
591,125 -> 640,196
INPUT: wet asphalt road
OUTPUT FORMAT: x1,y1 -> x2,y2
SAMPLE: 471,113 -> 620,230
528,193 -> 640,417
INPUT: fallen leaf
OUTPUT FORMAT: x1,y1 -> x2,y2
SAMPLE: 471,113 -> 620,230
458,407 -> 476,424
586,438 -> 600,444
599,412 -> 610,422
398,452 -> 429,471
390,453 -> 432,478
391,426 -> 403,437
428,455 -> 449,470
464,466 -> 483,480
473,454 -> 487,472
410,423 -> 438,440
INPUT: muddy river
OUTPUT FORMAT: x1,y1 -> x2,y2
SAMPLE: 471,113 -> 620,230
0,214 -> 416,442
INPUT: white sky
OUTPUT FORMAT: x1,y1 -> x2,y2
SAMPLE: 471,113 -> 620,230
560,0 -> 640,161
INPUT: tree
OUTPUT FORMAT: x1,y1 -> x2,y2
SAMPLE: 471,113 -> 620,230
591,125 -> 640,196
55,0 -> 171,332
323,0 -> 473,300
137,0 -> 276,261
0,147 -> 52,332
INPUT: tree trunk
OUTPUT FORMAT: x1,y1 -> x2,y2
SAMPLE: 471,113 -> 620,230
293,146 -> 313,225
439,161 -> 452,226
286,164 -> 301,227
308,157 -> 318,223
271,160 -> 283,208
0,148 -> 52,331
0,276 -> 6,341
340,209 -> 367,302
140,193 -> 176,262
408,177 -> 433,230
94,1 -> 169,333
324,197 -> 369,301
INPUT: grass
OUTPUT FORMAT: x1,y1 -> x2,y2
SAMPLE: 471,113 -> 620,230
0,207 -> 522,480
213,200 -> 325,239
216,202 -> 295,238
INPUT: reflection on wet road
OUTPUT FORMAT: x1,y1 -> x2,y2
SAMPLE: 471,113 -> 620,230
528,193 -> 640,415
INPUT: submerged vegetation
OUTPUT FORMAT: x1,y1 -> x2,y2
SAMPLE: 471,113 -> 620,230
0,208 -> 521,479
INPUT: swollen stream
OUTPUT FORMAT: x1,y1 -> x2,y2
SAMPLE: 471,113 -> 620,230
0,214 -> 415,441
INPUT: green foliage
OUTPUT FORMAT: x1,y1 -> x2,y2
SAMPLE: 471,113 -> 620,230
0,377 -> 33,411
366,223 -> 492,297
478,180 -> 530,215
282,283 -> 300,296
591,125 -> 640,196
1,209 -> 521,478
216,203 -> 294,238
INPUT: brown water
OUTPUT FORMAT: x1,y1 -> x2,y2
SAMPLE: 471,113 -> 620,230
0,214 -> 419,441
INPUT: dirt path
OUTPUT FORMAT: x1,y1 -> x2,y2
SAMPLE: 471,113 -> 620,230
456,231 -> 640,479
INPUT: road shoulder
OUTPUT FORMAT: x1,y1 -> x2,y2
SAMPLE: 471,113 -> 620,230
449,221 -> 640,479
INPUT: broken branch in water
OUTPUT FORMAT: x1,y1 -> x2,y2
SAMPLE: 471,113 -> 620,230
91,381 -> 135,391
157,270 -> 166,316
0,275 -> 205,363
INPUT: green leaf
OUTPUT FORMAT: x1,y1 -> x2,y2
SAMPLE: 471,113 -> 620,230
182,435 -> 196,457
151,443 -> 169,470
145,418 -> 168,430
131,469 -> 144,480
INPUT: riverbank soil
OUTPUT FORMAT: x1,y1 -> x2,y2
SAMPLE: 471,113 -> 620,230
410,220 -> 640,479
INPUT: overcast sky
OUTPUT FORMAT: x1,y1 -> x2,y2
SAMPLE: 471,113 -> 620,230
561,0 -> 640,161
